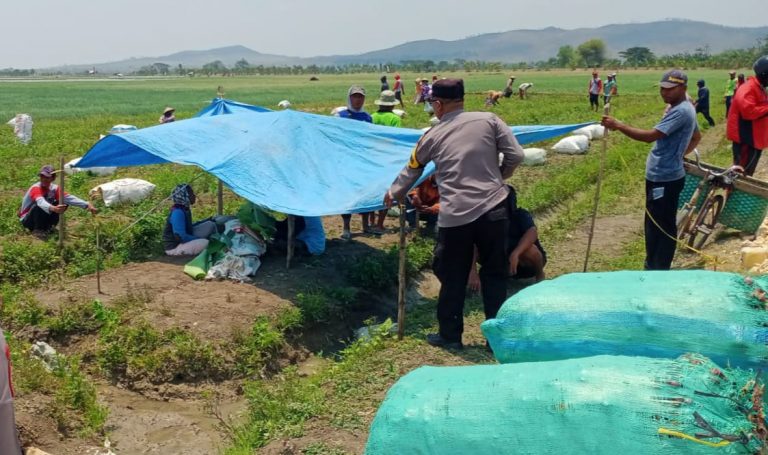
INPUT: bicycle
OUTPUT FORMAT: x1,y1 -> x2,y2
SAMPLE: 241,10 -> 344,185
676,150 -> 744,250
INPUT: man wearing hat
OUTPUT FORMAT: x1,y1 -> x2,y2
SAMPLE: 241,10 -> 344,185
727,56 -> 768,176
18,165 -> 97,236
602,70 -> 701,270
159,107 -> 176,124
724,71 -> 737,117
502,75 -> 516,98
384,79 -> 525,349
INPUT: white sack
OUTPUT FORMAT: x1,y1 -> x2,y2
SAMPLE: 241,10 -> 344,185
64,157 -> 117,176
6,114 -> 33,144
90,178 -> 155,207
522,148 -> 547,166
572,124 -> 605,140
552,135 -> 590,154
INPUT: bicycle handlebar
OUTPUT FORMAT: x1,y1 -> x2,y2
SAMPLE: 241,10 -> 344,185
691,149 -> 744,179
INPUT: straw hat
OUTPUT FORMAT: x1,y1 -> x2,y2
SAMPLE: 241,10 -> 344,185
375,90 -> 398,106
163,107 -> 175,115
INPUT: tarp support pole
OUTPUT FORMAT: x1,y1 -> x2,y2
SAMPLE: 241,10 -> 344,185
96,221 -> 103,294
583,104 -> 610,272
414,211 -> 420,237
397,203 -> 407,340
217,179 -> 224,216
286,215 -> 295,269
58,156 -> 66,250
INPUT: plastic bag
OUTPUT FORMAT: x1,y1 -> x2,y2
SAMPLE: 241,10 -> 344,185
6,114 -> 33,144
64,157 -> 117,176
89,178 -> 156,207
572,124 -> 605,140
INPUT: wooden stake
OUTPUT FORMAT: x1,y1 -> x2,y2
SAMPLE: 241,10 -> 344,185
286,215 -> 295,269
58,156 -> 66,250
583,104 -> 610,272
96,222 -> 102,294
397,202 -> 407,340
217,179 -> 224,216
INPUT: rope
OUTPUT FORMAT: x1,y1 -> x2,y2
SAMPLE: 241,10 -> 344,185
658,428 -> 731,448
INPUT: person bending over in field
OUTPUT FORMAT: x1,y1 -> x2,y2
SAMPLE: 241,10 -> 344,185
18,165 -> 97,238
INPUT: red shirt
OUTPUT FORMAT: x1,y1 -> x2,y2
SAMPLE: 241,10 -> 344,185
727,77 -> 768,149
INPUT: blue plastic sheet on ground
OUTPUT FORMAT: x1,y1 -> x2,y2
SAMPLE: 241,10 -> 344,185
77,101 -> 593,216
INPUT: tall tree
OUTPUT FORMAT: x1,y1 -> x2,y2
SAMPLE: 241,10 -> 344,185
577,39 -> 607,67
556,45 -> 576,68
619,47 -> 656,66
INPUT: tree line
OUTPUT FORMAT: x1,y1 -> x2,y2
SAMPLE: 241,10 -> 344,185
3,36 -> 767,77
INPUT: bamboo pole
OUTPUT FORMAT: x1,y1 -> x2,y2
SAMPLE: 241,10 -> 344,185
397,202 -> 407,340
286,215 -> 295,269
96,221 -> 103,294
583,104 -> 610,272
58,157 -> 66,250
217,179 -> 224,216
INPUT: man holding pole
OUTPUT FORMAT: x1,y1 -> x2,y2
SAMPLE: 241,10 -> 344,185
18,165 -> 97,237
384,79 -> 524,349
602,70 -> 700,270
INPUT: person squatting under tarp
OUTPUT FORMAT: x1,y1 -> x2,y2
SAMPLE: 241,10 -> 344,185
727,55 -> 768,177
18,165 -> 97,236
384,79 -> 524,350
406,175 -> 439,235
0,325 -> 23,455
163,183 -> 217,256
272,216 -> 326,256
602,70 -> 701,270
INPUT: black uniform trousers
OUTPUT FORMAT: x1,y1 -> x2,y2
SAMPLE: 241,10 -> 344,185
432,202 -> 509,342
644,177 -> 685,270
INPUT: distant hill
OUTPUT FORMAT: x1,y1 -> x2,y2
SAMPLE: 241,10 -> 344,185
44,20 -> 768,73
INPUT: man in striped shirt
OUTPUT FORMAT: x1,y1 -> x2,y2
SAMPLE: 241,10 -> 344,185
18,165 -> 97,236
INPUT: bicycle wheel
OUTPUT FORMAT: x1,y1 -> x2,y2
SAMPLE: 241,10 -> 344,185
687,194 -> 724,250
676,204 -> 695,241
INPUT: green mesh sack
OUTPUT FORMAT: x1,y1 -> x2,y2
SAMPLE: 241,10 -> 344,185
366,355 -> 766,455
481,271 -> 768,368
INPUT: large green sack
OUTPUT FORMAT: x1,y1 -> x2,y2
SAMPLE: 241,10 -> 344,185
481,271 -> 768,368
365,355 -> 765,455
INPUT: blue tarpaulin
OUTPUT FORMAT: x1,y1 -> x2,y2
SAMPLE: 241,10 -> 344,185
194,98 -> 271,117
77,100 -> 593,216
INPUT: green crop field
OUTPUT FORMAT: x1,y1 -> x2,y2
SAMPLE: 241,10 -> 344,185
0,70 -> 733,453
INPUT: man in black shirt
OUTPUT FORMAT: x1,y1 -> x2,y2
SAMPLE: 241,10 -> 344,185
694,79 -> 715,127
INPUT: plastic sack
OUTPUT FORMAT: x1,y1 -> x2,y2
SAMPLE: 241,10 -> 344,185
522,147 -> 546,166
572,124 -> 605,140
277,100 -> 291,109
551,134 -> 589,154
64,157 -> 117,176
366,354 -> 765,455
205,252 -> 261,283
89,178 -> 156,207
6,114 -> 33,144
481,270 -> 768,368
223,219 -> 267,257
109,124 -> 137,134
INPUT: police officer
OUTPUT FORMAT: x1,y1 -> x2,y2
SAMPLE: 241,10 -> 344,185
384,79 -> 524,349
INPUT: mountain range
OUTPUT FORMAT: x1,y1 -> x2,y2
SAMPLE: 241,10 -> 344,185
47,20 -> 768,74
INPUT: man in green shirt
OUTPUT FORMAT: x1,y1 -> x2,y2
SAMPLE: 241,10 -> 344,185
724,70 -> 737,117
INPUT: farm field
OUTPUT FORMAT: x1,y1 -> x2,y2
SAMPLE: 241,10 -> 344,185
0,69 -> 756,454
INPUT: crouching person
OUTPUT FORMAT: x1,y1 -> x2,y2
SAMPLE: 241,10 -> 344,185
18,165 -> 97,236
163,184 -> 216,256
468,202 -> 546,291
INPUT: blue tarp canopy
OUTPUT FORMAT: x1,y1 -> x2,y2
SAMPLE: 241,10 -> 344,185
78,100 -> 593,216
194,98 -> 271,117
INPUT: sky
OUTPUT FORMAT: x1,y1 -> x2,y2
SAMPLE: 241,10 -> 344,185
3,0 -> 767,68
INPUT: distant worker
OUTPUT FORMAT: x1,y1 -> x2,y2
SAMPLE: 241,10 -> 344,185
380,75 -> 389,92
736,73 -> 746,92
468,190 -> 547,291
413,78 -> 423,104
694,79 -> 715,127
602,70 -> 701,270
159,106 -> 176,124
163,184 -> 217,256
18,165 -> 97,237
603,73 -> 617,105
518,82 -> 533,100
588,71 -> 603,111
0,325 -> 22,455
724,70 -> 737,117
392,73 -> 406,107
727,56 -> 768,177
485,90 -> 503,107
370,90 -> 403,234
335,85 -> 374,239
384,79 -> 525,349
502,75 -> 516,98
